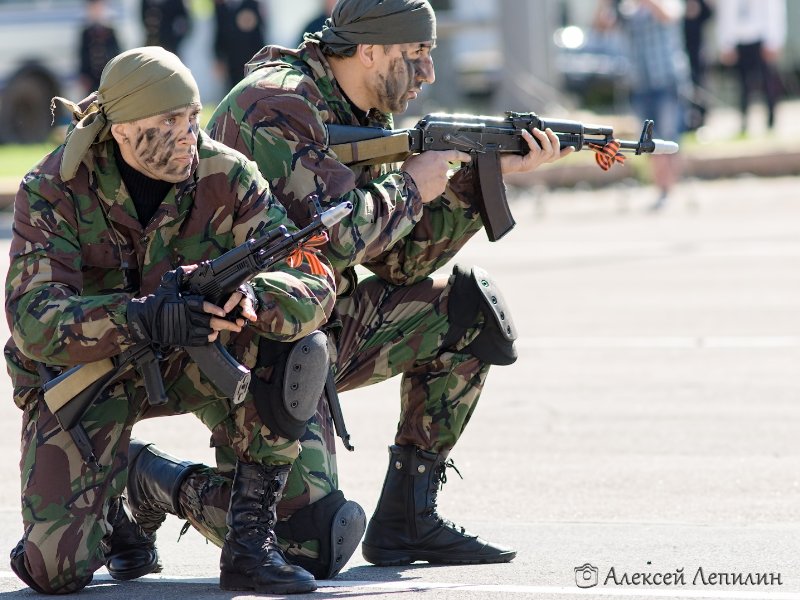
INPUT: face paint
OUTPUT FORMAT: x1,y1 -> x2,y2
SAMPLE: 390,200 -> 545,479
374,45 -> 434,114
132,125 -> 186,179
122,107 -> 199,183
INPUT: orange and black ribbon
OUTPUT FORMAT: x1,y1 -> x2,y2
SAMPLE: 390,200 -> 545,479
286,232 -> 331,277
589,139 -> 625,171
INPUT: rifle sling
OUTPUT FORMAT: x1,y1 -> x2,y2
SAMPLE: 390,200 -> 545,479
330,132 -> 411,167
325,368 -> 353,451
43,359 -> 115,413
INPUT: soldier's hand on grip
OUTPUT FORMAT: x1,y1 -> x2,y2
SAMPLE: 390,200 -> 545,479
401,149 -> 472,203
127,268 -> 215,347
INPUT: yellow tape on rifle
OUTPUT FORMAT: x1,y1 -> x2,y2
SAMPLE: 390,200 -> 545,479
43,359 -> 115,413
330,133 -> 411,167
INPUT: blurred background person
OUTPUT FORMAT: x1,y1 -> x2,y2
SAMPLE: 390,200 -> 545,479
141,0 -> 193,55
683,0 -> 713,132
213,0 -> 266,90
716,0 -> 786,136
78,0 -> 121,95
295,0 -> 336,47
594,0 -> 690,212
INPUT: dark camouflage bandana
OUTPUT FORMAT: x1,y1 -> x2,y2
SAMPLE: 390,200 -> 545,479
310,0 -> 436,48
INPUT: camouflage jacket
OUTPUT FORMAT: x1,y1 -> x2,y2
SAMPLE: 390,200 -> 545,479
5,131 -> 336,404
207,42 -> 486,292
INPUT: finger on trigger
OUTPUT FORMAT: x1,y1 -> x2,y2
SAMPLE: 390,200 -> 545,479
448,150 -> 471,163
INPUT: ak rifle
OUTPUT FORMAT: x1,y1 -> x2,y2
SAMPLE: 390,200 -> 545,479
328,112 -> 679,241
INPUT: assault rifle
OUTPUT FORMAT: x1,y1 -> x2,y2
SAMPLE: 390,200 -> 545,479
41,201 -> 353,470
328,112 -> 679,241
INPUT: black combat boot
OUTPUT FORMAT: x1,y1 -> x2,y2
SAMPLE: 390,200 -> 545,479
125,439 -> 201,534
275,490 -> 366,579
362,444 -> 517,566
104,495 -> 161,580
219,462 -> 317,594
103,439 -> 201,579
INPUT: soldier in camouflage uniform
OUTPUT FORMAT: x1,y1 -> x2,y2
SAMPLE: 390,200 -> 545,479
127,0 -> 569,579
4,47 -> 337,595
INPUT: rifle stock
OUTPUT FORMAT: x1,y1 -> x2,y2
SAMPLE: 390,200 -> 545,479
42,343 -> 161,419
39,347 -> 156,473
43,359 -> 115,415
328,112 -> 679,241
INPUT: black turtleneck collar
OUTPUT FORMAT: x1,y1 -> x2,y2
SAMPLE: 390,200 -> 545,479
340,88 -> 369,124
114,142 -> 173,227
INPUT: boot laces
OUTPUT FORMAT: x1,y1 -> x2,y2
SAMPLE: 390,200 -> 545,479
107,497 -> 155,551
177,471 -> 218,538
250,477 -> 282,543
436,459 -> 463,487
428,459 -> 466,532
177,520 -> 191,543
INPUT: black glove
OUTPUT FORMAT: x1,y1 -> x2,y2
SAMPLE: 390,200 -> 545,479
127,268 -> 213,347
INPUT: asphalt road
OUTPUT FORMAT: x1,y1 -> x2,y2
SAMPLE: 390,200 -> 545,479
0,176 -> 798,599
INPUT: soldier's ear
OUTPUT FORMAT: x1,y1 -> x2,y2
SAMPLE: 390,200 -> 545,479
110,123 -> 129,146
357,44 -> 376,67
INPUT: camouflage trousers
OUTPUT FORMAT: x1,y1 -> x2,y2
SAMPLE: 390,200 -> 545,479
172,271 -> 491,558
14,352 -> 299,594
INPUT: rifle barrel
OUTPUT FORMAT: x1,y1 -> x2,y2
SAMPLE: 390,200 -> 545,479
615,138 -> 680,155
320,201 -> 354,228
647,139 -> 680,154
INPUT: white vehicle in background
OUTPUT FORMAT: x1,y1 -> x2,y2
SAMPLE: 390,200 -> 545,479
0,0 -> 140,143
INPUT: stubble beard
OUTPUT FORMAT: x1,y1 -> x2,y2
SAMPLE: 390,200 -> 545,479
376,55 -> 416,114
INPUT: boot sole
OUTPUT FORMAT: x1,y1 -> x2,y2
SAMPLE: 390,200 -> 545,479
219,572 -> 318,594
362,543 -> 517,567
427,550 -> 517,565
361,542 -> 412,566
107,557 -> 163,581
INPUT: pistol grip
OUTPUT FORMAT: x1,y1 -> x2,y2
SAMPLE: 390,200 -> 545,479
139,351 -> 168,406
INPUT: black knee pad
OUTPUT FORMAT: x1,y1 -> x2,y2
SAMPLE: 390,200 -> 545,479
444,264 -> 518,366
274,490 -> 366,579
250,331 -> 330,440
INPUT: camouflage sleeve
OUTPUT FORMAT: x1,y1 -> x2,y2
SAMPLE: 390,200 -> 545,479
229,161 -> 336,341
362,165 -> 486,285
212,87 -> 491,286
213,93 -> 426,275
5,176 -> 132,367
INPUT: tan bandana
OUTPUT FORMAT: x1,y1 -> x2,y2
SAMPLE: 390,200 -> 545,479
54,46 -> 201,180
